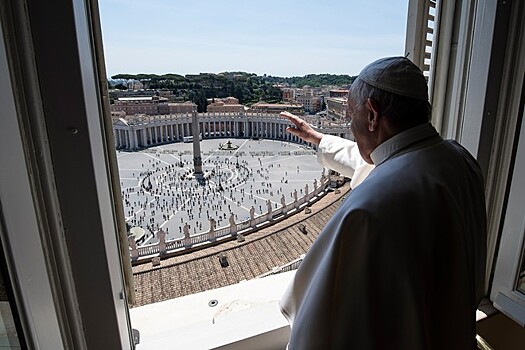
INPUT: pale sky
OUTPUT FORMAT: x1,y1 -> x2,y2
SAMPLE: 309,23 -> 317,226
98,0 -> 409,78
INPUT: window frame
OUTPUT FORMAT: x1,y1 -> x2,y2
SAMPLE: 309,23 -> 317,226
491,83 -> 525,325
0,0 -> 134,348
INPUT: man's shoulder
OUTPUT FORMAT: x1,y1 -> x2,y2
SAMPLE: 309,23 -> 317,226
346,138 -> 484,209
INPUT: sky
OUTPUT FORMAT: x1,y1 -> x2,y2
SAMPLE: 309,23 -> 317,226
98,0 -> 409,78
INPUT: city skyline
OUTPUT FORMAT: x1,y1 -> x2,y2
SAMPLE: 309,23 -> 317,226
99,0 -> 409,78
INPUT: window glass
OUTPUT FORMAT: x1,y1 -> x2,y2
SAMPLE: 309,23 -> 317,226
517,243 -> 525,295
0,245 -> 23,349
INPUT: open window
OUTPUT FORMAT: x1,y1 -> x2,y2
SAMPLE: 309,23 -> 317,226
3,0 -> 525,348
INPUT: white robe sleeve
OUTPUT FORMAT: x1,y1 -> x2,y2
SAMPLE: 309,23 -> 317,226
317,134 -> 374,188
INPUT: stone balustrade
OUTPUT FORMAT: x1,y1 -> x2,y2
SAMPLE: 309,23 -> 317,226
129,176 -> 331,263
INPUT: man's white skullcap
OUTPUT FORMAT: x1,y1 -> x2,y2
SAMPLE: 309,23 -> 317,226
356,56 -> 429,101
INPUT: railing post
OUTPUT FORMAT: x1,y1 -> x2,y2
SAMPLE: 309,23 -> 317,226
266,199 -> 273,221
158,229 -> 166,256
305,183 -> 309,201
281,194 -> 287,215
128,236 -> 138,261
209,218 -> 216,241
249,206 -> 256,228
183,223 -> 191,248
229,213 -> 237,236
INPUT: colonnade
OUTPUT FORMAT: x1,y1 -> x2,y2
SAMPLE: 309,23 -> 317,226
113,112 -> 348,150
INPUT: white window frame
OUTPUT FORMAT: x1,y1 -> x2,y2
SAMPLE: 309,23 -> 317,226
0,0 -> 134,348
421,0 -> 525,325
481,2 -> 525,324
0,22 -> 65,350
491,104 -> 525,325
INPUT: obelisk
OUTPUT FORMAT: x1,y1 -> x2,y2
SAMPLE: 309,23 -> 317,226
191,104 -> 203,176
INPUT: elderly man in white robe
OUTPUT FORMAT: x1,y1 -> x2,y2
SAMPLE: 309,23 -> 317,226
279,56 -> 486,350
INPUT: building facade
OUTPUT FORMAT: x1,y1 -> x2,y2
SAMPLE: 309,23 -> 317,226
112,111 -> 351,150
206,97 -> 245,113
325,97 -> 347,120
250,102 -> 304,115
110,97 -> 194,116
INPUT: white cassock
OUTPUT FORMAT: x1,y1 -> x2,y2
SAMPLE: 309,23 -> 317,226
316,134 -> 374,189
280,123 -> 486,349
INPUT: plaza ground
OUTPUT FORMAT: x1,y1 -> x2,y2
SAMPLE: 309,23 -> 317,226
117,138 -> 325,245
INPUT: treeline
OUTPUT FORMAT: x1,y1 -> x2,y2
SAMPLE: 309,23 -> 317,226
264,74 -> 357,88
111,72 -> 281,112
110,72 -> 356,112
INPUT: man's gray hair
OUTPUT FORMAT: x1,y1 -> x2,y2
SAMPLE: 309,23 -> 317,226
349,78 -> 431,128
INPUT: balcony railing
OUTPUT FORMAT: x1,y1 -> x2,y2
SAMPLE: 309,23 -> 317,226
129,176 -> 332,263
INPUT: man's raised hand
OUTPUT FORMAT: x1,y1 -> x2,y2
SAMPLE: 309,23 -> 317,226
280,111 -> 324,146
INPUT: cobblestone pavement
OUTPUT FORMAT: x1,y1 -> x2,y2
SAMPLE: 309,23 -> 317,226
132,182 -> 351,307
117,138 -> 324,244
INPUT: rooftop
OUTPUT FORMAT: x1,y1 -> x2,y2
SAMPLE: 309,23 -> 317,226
131,183 -> 349,306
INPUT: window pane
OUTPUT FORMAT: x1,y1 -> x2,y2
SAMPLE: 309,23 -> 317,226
0,248 -> 23,349
517,243 -> 525,295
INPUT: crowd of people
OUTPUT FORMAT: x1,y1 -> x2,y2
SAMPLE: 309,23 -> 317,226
119,140 -> 323,246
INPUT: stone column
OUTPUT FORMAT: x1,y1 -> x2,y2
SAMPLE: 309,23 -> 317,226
130,129 -> 138,149
115,129 -> 120,148
141,128 -> 146,147
120,130 -> 125,148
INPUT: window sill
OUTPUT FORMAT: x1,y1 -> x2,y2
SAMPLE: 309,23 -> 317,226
129,271 -> 294,349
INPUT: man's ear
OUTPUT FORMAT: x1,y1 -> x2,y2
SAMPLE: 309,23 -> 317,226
365,98 -> 380,131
